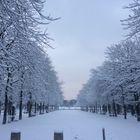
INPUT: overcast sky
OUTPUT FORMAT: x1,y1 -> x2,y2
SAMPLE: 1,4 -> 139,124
44,0 -> 131,100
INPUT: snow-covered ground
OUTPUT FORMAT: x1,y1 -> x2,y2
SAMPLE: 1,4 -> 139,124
0,110 -> 140,140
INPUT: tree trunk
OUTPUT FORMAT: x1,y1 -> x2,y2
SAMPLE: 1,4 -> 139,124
93,106 -> 95,113
112,100 -> 117,117
19,91 -> 23,120
3,94 -> 8,124
39,103 -> 42,114
19,72 -> 24,120
99,105 -> 102,114
136,103 -> 140,121
123,104 -> 127,119
122,96 -> 127,119
0,101 -> 1,115
134,94 -> 140,121
3,68 -> 11,124
34,102 -> 37,114
95,102 -> 98,113
28,92 -> 32,117
43,103 -> 45,113
28,101 -> 32,117
130,105 -> 135,116
108,104 -> 111,115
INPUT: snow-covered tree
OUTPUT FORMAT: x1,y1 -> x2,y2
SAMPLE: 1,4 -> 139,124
0,0 -> 63,124
77,39 -> 140,120
122,0 -> 140,38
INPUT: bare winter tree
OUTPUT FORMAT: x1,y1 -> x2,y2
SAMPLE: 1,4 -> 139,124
122,0 -> 140,38
0,0 -> 63,124
77,40 -> 140,121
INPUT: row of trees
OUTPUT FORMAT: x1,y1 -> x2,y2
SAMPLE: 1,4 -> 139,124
77,0 -> 140,121
0,0 -> 63,124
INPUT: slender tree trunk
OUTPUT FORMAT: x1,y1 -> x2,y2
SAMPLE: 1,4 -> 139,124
0,101 -> 1,115
39,103 -> 42,114
123,104 -> 127,119
45,104 -> 48,113
34,102 -> 37,114
28,92 -> 32,117
108,104 -> 111,115
112,99 -> 117,117
99,105 -> 102,114
134,94 -> 140,121
3,94 -> 8,124
19,91 -> 23,120
28,101 -> 32,117
8,99 -> 13,122
93,105 -> 95,113
130,105 -> 135,116
136,102 -> 140,121
37,103 -> 39,112
116,104 -> 120,115
3,68 -> 11,124
43,103 -> 45,113
19,72 -> 24,120
95,102 -> 98,113
122,96 -> 127,119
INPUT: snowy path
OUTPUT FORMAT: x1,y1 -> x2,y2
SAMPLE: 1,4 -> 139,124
0,110 -> 140,140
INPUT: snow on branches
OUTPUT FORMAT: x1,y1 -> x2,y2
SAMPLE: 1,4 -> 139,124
0,0 -> 63,124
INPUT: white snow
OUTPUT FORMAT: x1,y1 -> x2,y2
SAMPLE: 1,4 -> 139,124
0,110 -> 140,140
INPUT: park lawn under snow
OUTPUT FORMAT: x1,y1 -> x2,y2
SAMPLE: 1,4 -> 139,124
0,110 -> 140,140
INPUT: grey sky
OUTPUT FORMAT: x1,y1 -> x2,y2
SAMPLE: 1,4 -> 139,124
44,0 -> 131,100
